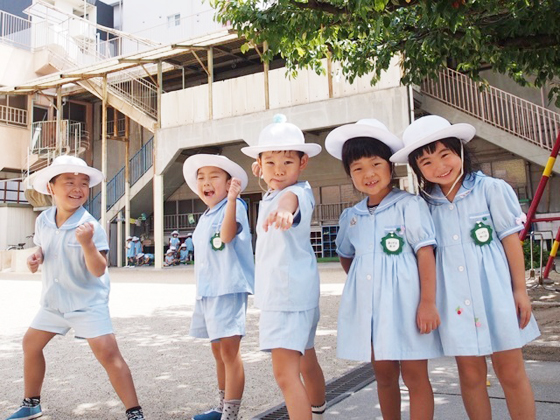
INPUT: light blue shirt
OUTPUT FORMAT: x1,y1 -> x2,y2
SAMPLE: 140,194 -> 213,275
170,237 -> 180,249
126,241 -> 135,258
34,206 -> 110,313
185,237 -> 194,252
179,249 -> 189,261
427,172 -> 540,355
254,181 -> 320,311
133,240 -> 142,254
335,189 -> 443,361
193,197 -> 254,298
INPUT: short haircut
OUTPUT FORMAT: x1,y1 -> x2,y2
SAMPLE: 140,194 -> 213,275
258,150 -> 305,159
341,137 -> 393,176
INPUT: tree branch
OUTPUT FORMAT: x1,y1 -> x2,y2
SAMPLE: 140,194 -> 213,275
288,0 -> 347,15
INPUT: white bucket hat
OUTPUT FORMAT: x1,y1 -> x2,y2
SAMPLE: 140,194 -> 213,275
183,154 -> 248,196
390,115 -> 476,163
241,114 -> 322,159
166,248 -> 174,254
171,230 -> 179,236
33,155 -> 104,195
137,252 -> 144,257
325,119 -> 403,160
180,243 -> 187,248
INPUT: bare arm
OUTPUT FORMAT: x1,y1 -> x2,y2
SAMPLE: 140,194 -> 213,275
339,256 -> 353,274
416,245 -> 441,334
76,222 -> 108,277
502,233 -> 532,328
220,177 -> 242,243
262,191 -> 299,232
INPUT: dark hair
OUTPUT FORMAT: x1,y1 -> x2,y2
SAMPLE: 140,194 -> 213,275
408,137 -> 474,197
341,137 -> 393,176
258,150 -> 305,159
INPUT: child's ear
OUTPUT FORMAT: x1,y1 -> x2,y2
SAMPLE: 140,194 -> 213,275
47,182 -> 54,195
299,154 -> 309,171
226,177 -> 232,190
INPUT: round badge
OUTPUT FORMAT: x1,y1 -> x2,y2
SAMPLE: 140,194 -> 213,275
381,232 -> 404,255
470,221 -> 493,246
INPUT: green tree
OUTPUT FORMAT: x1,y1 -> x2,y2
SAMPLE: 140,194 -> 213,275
210,0 -> 560,105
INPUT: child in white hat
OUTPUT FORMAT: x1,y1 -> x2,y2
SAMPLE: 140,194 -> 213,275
325,119 -> 442,419
126,236 -> 135,267
241,114 -> 326,420
6,155 -> 145,420
178,243 -> 189,264
164,247 -> 178,267
391,115 -> 539,419
169,230 -> 180,250
183,154 -> 254,420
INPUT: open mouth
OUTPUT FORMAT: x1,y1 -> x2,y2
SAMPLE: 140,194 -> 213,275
438,169 -> 452,178
203,190 -> 215,197
365,180 -> 378,187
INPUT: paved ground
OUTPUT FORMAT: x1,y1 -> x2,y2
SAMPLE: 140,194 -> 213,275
1,263 -> 559,419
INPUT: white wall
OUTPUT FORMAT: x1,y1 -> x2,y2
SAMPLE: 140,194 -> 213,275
0,205 -> 37,251
0,44 -> 36,85
0,125 -> 30,172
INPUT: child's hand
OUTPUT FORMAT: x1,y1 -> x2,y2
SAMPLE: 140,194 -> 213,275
76,222 -> 95,246
416,301 -> 441,334
27,249 -> 43,273
514,289 -> 532,329
251,161 -> 262,178
263,208 -> 294,232
228,177 -> 242,200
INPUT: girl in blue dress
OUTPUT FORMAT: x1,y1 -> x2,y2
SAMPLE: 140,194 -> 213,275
325,119 -> 443,420
391,115 -> 540,420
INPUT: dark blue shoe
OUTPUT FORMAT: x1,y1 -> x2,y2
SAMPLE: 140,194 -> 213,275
192,408 -> 222,420
6,404 -> 42,420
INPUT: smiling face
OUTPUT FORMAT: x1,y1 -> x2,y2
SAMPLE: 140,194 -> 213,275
414,141 -> 463,195
257,150 -> 308,191
348,156 -> 393,205
48,172 -> 90,213
196,166 -> 231,208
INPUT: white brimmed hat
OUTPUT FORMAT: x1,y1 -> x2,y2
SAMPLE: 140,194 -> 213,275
180,243 -> 187,248
132,236 -> 139,241
32,155 -> 104,195
166,248 -> 174,254
171,230 -> 179,236
241,114 -> 322,159
183,154 -> 248,196
325,119 -> 403,160
390,115 -> 476,163
126,236 -> 132,240
137,252 -> 144,257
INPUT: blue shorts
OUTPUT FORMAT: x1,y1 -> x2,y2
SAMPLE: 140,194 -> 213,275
259,307 -> 320,354
30,303 -> 113,339
189,293 -> 248,341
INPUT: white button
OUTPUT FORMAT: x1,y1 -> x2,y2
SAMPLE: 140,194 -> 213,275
453,235 -> 459,240
449,204 -> 454,210
54,278 -> 59,283
366,275 -> 372,280
465,299 -> 471,306
56,230 -> 60,235
458,266 -> 465,272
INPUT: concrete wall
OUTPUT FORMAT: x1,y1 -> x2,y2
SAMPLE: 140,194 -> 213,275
0,43 -> 36,85
0,204 -> 37,251
0,125 -> 30,172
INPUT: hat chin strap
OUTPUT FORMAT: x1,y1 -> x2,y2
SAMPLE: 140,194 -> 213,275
419,142 -> 464,200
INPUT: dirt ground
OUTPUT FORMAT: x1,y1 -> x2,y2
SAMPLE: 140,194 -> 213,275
523,270 -> 560,361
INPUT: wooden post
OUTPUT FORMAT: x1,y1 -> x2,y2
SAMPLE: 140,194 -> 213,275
101,75 -> 108,232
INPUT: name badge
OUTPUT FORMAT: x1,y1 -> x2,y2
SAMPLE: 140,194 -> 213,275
381,231 -> 404,255
470,220 -> 493,246
210,232 -> 225,251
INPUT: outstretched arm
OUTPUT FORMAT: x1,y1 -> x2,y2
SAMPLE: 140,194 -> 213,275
416,245 -> 440,334
76,222 -> 108,277
262,191 -> 298,232
221,177 -> 242,243
502,233 -> 532,328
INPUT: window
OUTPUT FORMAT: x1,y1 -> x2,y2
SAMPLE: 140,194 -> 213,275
167,13 -> 180,28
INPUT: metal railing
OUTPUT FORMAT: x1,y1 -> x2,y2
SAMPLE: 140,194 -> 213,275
312,202 -> 357,225
0,10 -> 32,49
86,137 -> 154,219
164,212 -> 203,231
421,67 -> 560,151
30,120 -> 89,155
0,104 -> 27,126
0,179 -> 28,204
107,117 -> 126,136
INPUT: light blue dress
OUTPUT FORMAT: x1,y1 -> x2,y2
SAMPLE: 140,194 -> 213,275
33,206 -> 110,313
428,172 -> 540,356
192,197 -> 254,298
336,189 -> 444,362
170,236 -> 180,249
126,241 -> 135,258
254,181 -> 320,311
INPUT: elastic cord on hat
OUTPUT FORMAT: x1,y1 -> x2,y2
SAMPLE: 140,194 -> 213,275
419,142 -> 464,200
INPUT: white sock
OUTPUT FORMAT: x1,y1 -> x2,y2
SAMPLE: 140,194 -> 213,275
220,399 -> 241,420
218,389 -> 225,412
312,401 -> 326,420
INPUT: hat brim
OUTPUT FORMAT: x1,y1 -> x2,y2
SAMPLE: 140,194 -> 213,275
183,154 -> 248,197
241,143 -> 322,159
32,164 -> 104,195
325,124 -> 403,160
390,123 -> 476,163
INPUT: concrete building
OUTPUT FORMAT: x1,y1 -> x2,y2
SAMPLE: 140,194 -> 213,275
1,0 -> 559,269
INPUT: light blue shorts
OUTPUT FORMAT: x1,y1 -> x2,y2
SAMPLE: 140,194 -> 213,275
189,293 -> 248,341
30,303 -> 113,339
259,307 -> 320,354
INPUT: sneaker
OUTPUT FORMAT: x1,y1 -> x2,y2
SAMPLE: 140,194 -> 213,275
126,407 -> 144,420
192,408 -> 222,420
6,404 -> 42,420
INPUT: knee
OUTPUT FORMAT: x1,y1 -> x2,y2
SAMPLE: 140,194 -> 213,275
220,345 -> 240,365
95,346 -> 123,367
401,366 -> 427,389
493,361 -> 527,390
373,363 -> 400,388
22,333 -> 42,355
459,366 -> 487,390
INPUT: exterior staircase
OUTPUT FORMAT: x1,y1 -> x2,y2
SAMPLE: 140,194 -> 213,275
418,67 -> 560,174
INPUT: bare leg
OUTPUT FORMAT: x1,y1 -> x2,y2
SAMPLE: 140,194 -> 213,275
219,336 -> 244,400
22,328 -> 57,398
372,349 -> 401,420
271,348 -> 311,420
211,341 -> 226,392
400,360 -> 434,420
455,356 -> 491,420
88,334 -> 139,410
300,347 -> 325,406
491,349 -> 535,420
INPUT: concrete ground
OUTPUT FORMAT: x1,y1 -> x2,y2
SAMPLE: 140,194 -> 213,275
1,263 -> 559,419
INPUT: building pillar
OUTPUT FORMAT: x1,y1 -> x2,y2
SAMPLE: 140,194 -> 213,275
101,75 -> 108,231
117,211 -> 123,267
154,61 -> 164,268
124,120 -> 131,245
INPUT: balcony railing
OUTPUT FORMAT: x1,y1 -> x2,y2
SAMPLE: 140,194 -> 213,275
312,202 -> 357,225
0,10 -> 32,50
0,104 -> 27,126
164,212 -> 203,231
421,67 -> 560,151
30,120 -> 89,155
